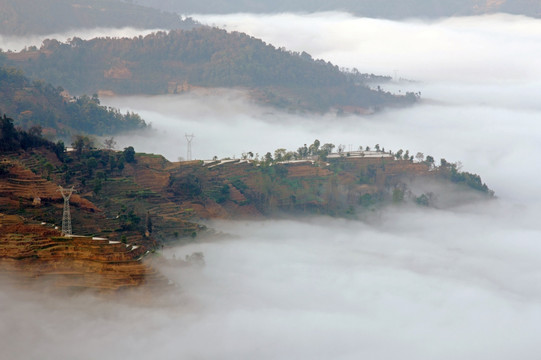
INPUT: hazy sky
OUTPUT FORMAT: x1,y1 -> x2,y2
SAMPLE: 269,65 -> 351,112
2,12 -> 541,360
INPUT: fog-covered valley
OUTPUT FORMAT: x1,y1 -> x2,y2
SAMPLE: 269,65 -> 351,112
2,12 -> 541,360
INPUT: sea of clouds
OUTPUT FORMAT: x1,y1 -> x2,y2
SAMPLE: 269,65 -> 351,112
1,12 -> 541,360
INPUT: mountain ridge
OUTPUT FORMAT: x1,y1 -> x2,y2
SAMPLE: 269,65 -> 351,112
1,28 -> 417,113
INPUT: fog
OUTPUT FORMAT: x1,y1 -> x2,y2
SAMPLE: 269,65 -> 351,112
3,13 -> 541,359
194,12 -> 541,82
3,207 -> 541,359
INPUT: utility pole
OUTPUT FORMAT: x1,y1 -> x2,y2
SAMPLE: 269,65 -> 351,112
58,186 -> 76,236
185,133 -> 194,161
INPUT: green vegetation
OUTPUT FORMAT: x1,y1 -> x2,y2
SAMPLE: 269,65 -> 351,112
2,28 -> 418,112
0,114 -> 65,154
438,159 -> 493,194
0,67 -> 147,137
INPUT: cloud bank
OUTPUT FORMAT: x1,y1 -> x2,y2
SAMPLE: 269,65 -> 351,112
193,12 -> 541,83
2,205 -> 541,359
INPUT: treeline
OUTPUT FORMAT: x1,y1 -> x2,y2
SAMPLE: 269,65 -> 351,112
240,139 -> 493,195
0,67 -> 147,137
0,0 -> 197,36
2,28 -> 417,112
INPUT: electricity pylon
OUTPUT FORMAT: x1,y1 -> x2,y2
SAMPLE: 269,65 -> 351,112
185,133 -> 194,161
58,186 -> 76,236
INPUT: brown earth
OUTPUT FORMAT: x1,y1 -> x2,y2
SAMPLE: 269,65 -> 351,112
0,158 -> 99,212
0,214 -> 166,292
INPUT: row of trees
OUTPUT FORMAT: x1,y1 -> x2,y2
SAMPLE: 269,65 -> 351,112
237,140 -> 441,167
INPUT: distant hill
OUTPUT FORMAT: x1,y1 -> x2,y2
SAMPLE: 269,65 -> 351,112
0,0 -> 198,36
0,66 -> 147,138
1,28 -> 416,113
128,0 -> 541,18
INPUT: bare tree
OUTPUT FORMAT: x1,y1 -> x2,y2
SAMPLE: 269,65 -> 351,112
104,137 -> 116,150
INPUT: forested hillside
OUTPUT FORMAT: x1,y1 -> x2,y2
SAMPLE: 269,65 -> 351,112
2,28 -> 416,112
0,67 -> 147,138
128,0 -> 541,18
0,0 -> 197,36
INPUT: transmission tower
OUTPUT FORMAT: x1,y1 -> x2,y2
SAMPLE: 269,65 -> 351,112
185,133 -> 194,161
58,186 -> 76,236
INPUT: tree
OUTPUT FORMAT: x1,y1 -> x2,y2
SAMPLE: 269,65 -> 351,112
425,155 -> 435,168
284,151 -> 295,161
308,139 -> 320,156
0,115 -> 19,151
375,144 -> 380,151
415,152 -> 424,162
123,146 -> 136,163
72,134 -> 93,156
104,137 -> 116,150
440,158 -> 449,168
54,141 -> 65,161
264,152 -> 273,165
297,144 -> 308,159
86,157 -> 98,176
274,148 -> 286,162
320,143 -> 335,155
